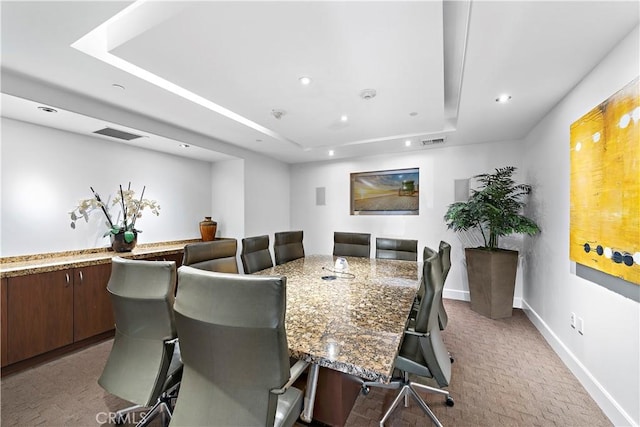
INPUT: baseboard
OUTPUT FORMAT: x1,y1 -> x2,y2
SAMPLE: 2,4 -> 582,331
521,300 -> 637,427
442,289 -> 469,302
442,289 -> 523,309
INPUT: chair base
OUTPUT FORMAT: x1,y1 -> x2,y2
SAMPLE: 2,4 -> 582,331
361,374 -> 453,427
115,383 -> 180,427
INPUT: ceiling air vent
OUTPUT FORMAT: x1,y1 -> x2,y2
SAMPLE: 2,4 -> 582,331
93,127 -> 143,141
421,137 -> 446,146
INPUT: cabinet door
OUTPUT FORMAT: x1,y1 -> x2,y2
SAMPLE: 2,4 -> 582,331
73,263 -> 114,342
7,270 -> 74,364
162,252 -> 183,267
1,278 -> 7,367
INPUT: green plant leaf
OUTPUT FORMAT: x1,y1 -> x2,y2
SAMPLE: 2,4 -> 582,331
124,230 -> 135,243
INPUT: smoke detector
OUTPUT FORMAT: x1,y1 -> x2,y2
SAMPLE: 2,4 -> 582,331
359,89 -> 377,100
271,109 -> 286,120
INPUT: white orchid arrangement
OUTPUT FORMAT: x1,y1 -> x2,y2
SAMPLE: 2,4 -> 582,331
70,183 -> 160,243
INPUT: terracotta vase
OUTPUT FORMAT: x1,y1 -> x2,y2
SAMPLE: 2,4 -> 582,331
199,217 -> 217,241
110,230 -> 138,252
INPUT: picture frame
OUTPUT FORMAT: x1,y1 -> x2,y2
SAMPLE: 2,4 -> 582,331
350,168 -> 419,215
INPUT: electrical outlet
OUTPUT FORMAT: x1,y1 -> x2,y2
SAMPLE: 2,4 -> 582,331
577,317 -> 584,335
570,312 -> 576,329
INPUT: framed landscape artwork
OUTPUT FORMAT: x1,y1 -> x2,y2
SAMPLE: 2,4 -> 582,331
350,168 -> 419,215
569,77 -> 639,285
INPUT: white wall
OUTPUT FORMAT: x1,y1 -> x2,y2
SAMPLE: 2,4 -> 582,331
290,140 -> 524,303
522,26 -> 640,426
211,158 -> 245,240
243,154 -> 291,238
1,117 -> 211,256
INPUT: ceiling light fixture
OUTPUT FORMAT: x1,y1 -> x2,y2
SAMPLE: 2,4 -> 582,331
112,83 -> 125,90
329,150 -> 335,156
360,88 -> 377,100
495,94 -> 512,103
409,112 -> 418,116
299,76 -> 312,86
271,109 -> 286,120
37,106 -> 58,113
405,140 -> 412,147
340,115 -> 348,122
179,143 -> 190,148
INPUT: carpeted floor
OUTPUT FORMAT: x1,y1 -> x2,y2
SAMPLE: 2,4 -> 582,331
1,299 -> 610,426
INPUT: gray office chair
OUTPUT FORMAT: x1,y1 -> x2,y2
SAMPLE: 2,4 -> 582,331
361,247 -> 454,426
170,266 -> 307,427
375,237 -> 418,261
438,241 -> 452,330
182,239 -> 238,273
333,232 -> 371,258
274,230 -> 305,265
98,257 -> 182,427
241,234 -> 274,273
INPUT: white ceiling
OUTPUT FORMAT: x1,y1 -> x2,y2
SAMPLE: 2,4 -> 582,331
1,1 -> 638,164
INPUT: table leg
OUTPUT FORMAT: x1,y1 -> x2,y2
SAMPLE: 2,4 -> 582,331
300,363 -> 320,423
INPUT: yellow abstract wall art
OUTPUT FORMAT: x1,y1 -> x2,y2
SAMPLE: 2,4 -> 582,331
570,77 -> 639,285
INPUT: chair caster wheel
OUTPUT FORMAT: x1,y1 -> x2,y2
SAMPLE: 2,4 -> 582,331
445,396 -> 455,407
450,356 -> 455,363
361,386 -> 370,396
114,415 -> 125,425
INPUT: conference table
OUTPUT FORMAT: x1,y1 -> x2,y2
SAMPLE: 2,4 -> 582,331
253,254 -> 421,423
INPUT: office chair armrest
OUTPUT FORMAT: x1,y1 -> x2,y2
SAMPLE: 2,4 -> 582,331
404,328 -> 429,338
270,360 -> 310,395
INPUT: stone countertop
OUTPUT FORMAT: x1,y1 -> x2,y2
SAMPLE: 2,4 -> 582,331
0,239 -> 200,278
254,254 -> 421,383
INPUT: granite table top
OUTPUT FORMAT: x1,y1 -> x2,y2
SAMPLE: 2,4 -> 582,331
254,254 -> 421,383
0,239 -> 200,278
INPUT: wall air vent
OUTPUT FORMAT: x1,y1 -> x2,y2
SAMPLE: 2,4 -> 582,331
93,127 -> 143,141
421,137 -> 446,146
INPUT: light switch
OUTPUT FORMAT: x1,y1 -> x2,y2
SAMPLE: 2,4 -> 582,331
577,317 -> 584,335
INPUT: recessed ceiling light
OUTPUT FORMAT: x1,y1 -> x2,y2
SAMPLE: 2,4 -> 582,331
405,140 -> 412,147
112,83 -> 125,90
299,76 -> 312,86
360,89 -> 377,100
37,106 -> 58,113
179,143 -> 190,148
328,150 -> 335,156
340,115 -> 348,122
495,94 -> 512,103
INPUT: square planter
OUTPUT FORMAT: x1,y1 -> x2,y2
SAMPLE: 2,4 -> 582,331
465,248 -> 519,319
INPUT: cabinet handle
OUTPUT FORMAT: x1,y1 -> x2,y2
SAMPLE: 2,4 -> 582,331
65,273 -> 70,286
78,271 -> 84,283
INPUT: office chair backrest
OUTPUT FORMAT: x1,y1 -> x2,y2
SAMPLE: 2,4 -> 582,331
274,230 -> 305,265
171,266 -> 290,426
99,257 -> 177,406
439,241 -> 451,283
375,237 -> 418,261
437,241 -> 452,330
415,247 -> 443,334
412,247 -> 450,386
241,234 -> 274,273
182,239 -> 238,273
333,232 -> 371,258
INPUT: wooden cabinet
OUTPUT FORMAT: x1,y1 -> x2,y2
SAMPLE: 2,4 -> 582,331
5,264 -> 114,365
7,270 -> 74,364
73,264 -> 114,342
144,252 -> 183,267
1,278 -> 7,367
2,248 -> 183,369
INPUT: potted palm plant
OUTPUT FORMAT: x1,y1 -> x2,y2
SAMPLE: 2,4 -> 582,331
444,166 -> 540,318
